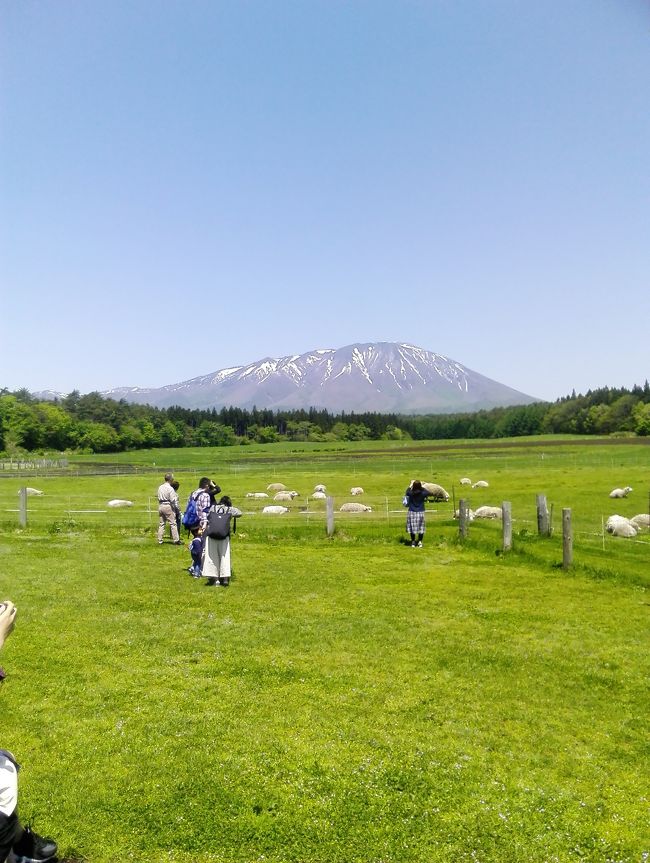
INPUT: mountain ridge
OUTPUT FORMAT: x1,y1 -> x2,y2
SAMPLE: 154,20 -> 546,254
97,342 -> 538,413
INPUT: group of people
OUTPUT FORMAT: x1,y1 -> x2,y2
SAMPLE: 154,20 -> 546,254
157,474 -> 242,587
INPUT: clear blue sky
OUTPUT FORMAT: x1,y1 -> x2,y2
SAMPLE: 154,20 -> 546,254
1,1 -> 648,403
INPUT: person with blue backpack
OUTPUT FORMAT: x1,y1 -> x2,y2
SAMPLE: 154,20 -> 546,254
182,478 -> 221,575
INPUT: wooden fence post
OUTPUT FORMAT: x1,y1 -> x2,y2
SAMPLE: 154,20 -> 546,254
18,486 -> 27,528
502,501 -> 512,551
536,494 -> 550,537
326,496 -> 335,537
459,499 -> 469,539
562,508 -> 573,570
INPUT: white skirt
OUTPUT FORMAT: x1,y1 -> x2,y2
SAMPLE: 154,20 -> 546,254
202,536 -> 232,581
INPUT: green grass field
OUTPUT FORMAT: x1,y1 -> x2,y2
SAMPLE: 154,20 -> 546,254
0,438 -> 648,862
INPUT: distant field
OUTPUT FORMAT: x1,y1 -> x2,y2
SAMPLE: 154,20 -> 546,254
0,438 -> 648,862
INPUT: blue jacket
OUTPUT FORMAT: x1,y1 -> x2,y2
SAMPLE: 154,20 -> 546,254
405,487 -> 431,512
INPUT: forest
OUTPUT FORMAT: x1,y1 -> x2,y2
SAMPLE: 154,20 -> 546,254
1,383 -> 650,455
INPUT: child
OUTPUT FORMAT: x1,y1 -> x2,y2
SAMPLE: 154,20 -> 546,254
188,531 -> 203,578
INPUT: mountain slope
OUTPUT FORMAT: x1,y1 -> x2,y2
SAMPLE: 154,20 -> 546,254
102,342 -> 537,413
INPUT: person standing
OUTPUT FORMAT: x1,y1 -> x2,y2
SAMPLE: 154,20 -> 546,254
157,472 -> 181,545
404,480 -> 433,548
170,480 -> 182,539
1,600 -> 59,863
202,495 -> 242,587
182,478 -> 218,573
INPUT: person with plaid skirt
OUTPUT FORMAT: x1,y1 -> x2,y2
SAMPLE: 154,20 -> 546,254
404,480 -> 433,547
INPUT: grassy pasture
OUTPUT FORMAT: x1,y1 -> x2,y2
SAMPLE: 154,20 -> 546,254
0,438 -> 648,862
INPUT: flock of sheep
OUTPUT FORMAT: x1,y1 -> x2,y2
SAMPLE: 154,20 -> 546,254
244,483 -> 373,515
16,480 -> 648,539
604,485 -> 649,538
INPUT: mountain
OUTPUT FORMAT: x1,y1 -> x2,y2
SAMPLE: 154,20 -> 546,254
101,342 -> 538,413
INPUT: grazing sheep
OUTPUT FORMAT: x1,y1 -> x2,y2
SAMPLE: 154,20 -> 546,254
630,513 -> 650,529
460,477 -> 472,486
314,484 -> 326,493
419,482 -> 450,502
609,486 -> 633,499
107,499 -> 134,508
606,515 -> 638,538
262,505 -> 289,515
474,505 -> 502,519
267,483 -> 286,492
339,502 -> 372,513
274,491 -> 299,502
453,507 -> 476,521
246,492 -> 269,499
311,491 -> 327,500
472,480 -> 489,489
18,487 -> 44,496
350,486 -> 364,495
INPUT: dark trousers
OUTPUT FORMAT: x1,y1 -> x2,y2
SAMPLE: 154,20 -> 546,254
0,810 -> 21,861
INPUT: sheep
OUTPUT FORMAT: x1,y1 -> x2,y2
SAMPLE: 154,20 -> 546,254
605,515 -> 638,538
246,492 -> 269,499
609,486 -> 633,499
339,502 -> 372,513
18,487 -> 44,496
350,486 -> 364,495
472,480 -> 489,489
630,513 -> 650,529
274,491 -> 299,502
267,483 -> 286,492
460,477 -> 472,486
419,482 -> 450,502
474,505 -> 502,519
314,484 -> 326,493
262,505 -> 289,515
311,491 -> 327,500
107,499 -> 134,508
453,507 -> 476,521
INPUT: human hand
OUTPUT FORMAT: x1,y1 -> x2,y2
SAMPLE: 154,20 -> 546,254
0,601 -> 17,650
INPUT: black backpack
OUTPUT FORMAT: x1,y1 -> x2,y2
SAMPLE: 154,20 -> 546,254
205,505 -> 236,539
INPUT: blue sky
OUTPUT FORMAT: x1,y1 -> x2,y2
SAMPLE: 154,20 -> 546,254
1,1 -> 648,403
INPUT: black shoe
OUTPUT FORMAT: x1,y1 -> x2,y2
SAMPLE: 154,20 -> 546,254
204,578 -> 219,587
12,826 -> 58,863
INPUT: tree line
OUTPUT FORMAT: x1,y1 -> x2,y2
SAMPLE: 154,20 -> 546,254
1,382 -> 649,455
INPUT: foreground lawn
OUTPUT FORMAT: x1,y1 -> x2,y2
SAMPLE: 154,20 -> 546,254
0,518 -> 648,862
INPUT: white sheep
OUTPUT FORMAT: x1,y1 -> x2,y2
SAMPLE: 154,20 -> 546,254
274,491 -> 299,502
606,515 -> 638,538
267,483 -> 286,492
246,492 -> 269,499
609,486 -> 633,499
460,477 -> 472,486
262,505 -> 289,515
314,484 -> 326,493
630,513 -> 650,529
350,487 -> 364,495
18,487 -> 44,496
339,502 -> 372,513
420,482 -> 450,502
474,505 -> 502,519
453,507 -> 476,521
472,480 -> 489,489
107,499 -> 134,508
311,491 -> 327,500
